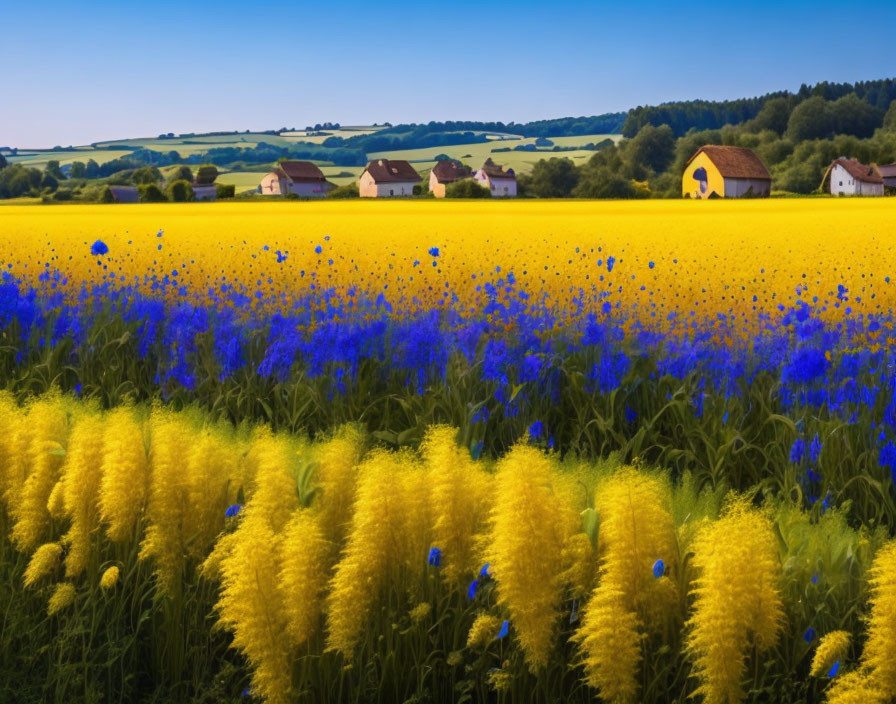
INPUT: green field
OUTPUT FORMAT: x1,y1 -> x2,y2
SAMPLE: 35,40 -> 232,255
368,133 -> 620,175
7,149 -> 135,169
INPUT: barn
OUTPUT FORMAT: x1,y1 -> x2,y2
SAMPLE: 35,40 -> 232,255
429,159 -> 472,198
359,159 -> 420,197
107,186 -> 139,203
878,163 -> 896,190
682,146 -> 771,199
474,158 -> 517,197
823,158 -> 884,196
259,161 -> 335,197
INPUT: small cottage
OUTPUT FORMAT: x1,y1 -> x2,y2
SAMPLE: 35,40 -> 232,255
823,158 -> 883,196
259,160 -> 335,197
359,159 -> 420,197
682,146 -> 771,199
474,158 -> 517,197
875,163 -> 896,190
429,159 -> 472,198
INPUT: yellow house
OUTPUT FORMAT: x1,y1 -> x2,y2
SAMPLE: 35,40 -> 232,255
682,145 -> 771,199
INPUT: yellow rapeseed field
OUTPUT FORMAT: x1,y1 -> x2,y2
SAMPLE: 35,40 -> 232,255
1,199 -> 895,322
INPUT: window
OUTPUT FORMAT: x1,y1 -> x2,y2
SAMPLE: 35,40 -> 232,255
839,181 -> 843,187
389,189 -> 394,196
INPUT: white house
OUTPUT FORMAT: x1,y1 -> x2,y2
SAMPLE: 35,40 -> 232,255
429,159 -> 472,197
359,159 -> 420,197
473,158 -> 517,197
259,160 -> 335,197
824,158 -> 884,196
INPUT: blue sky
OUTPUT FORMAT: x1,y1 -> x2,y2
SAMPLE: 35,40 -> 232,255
4,0 -> 895,146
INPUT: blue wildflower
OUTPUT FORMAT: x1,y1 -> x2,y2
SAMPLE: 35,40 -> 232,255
314,245 -> 322,254
427,547 -> 442,567
496,620 -> 509,639
606,256 -> 615,272
428,247 -> 440,257
225,504 -> 242,518
467,580 -> 479,600
90,240 -> 109,256
790,438 -> 805,464
652,559 -> 665,578
808,434 -> 822,463
528,420 -> 544,440
803,627 -> 816,643
479,563 -> 490,578
827,661 -> 840,678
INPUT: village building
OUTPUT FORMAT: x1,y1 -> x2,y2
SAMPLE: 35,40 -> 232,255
107,186 -> 139,203
359,159 -> 420,197
875,163 -> 896,191
428,159 -> 472,197
473,158 -> 517,197
823,158 -> 884,196
682,145 -> 771,199
259,160 -> 335,197
192,184 -> 216,201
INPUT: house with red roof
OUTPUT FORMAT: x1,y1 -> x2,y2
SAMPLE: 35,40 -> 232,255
359,159 -> 420,197
822,158 -> 884,196
259,160 -> 335,197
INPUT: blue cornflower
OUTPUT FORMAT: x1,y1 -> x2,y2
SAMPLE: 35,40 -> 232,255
652,559 -> 665,578
314,245 -> 322,254
427,547 -> 442,567
428,247 -> 439,257
479,563 -> 491,578
648,261 -> 655,269
496,620 -> 509,639
811,573 -> 819,584
790,438 -> 805,464
828,661 -> 840,678
808,434 -> 822,463
528,420 -> 544,440
803,627 -> 816,643
90,240 -> 109,256
225,504 -> 242,518
467,580 -> 479,600
606,256 -> 616,272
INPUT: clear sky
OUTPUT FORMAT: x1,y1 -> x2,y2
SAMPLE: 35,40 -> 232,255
4,0 -> 895,147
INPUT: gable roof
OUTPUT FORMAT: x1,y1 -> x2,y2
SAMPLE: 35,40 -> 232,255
431,159 -> 472,183
686,145 -> 771,181
877,163 -> 896,179
479,158 -> 516,181
830,158 -> 883,184
277,160 -> 328,183
363,159 -> 420,183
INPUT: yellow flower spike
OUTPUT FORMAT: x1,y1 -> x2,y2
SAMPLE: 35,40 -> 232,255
100,566 -> 120,590
466,613 -> 503,649
99,406 -> 149,544
23,542 -> 62,588
277,510 -> 330,649
47,582 -> 76,616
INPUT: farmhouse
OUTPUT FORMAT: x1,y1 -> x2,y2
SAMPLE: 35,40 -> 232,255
359,159 -> 420,197
429,160 -> 472,198
474,158 -> 517,197
682,146 -> 771,199
874,163 -> 896,190
823,158 -> 884,196
259,160 -> 335,197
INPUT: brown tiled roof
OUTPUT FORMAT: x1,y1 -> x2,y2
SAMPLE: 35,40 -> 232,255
479,158 -> 516,181
830,158 -> 883,184
278,160 -> 328,183
874,163 -> 896,179
431,160 -> 471,183
363,159 -> 420,183
687,145 -> 771,181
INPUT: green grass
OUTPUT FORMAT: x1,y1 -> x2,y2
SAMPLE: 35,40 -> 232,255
7,149 -> 135,169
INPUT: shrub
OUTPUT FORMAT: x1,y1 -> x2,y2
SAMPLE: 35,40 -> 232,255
327,182 -> 359,199
195,164 -> 219,185
445,178 -> 490,198
215,183 -> 236,199
166,179 -> 194,202
139,184 -> 167,203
